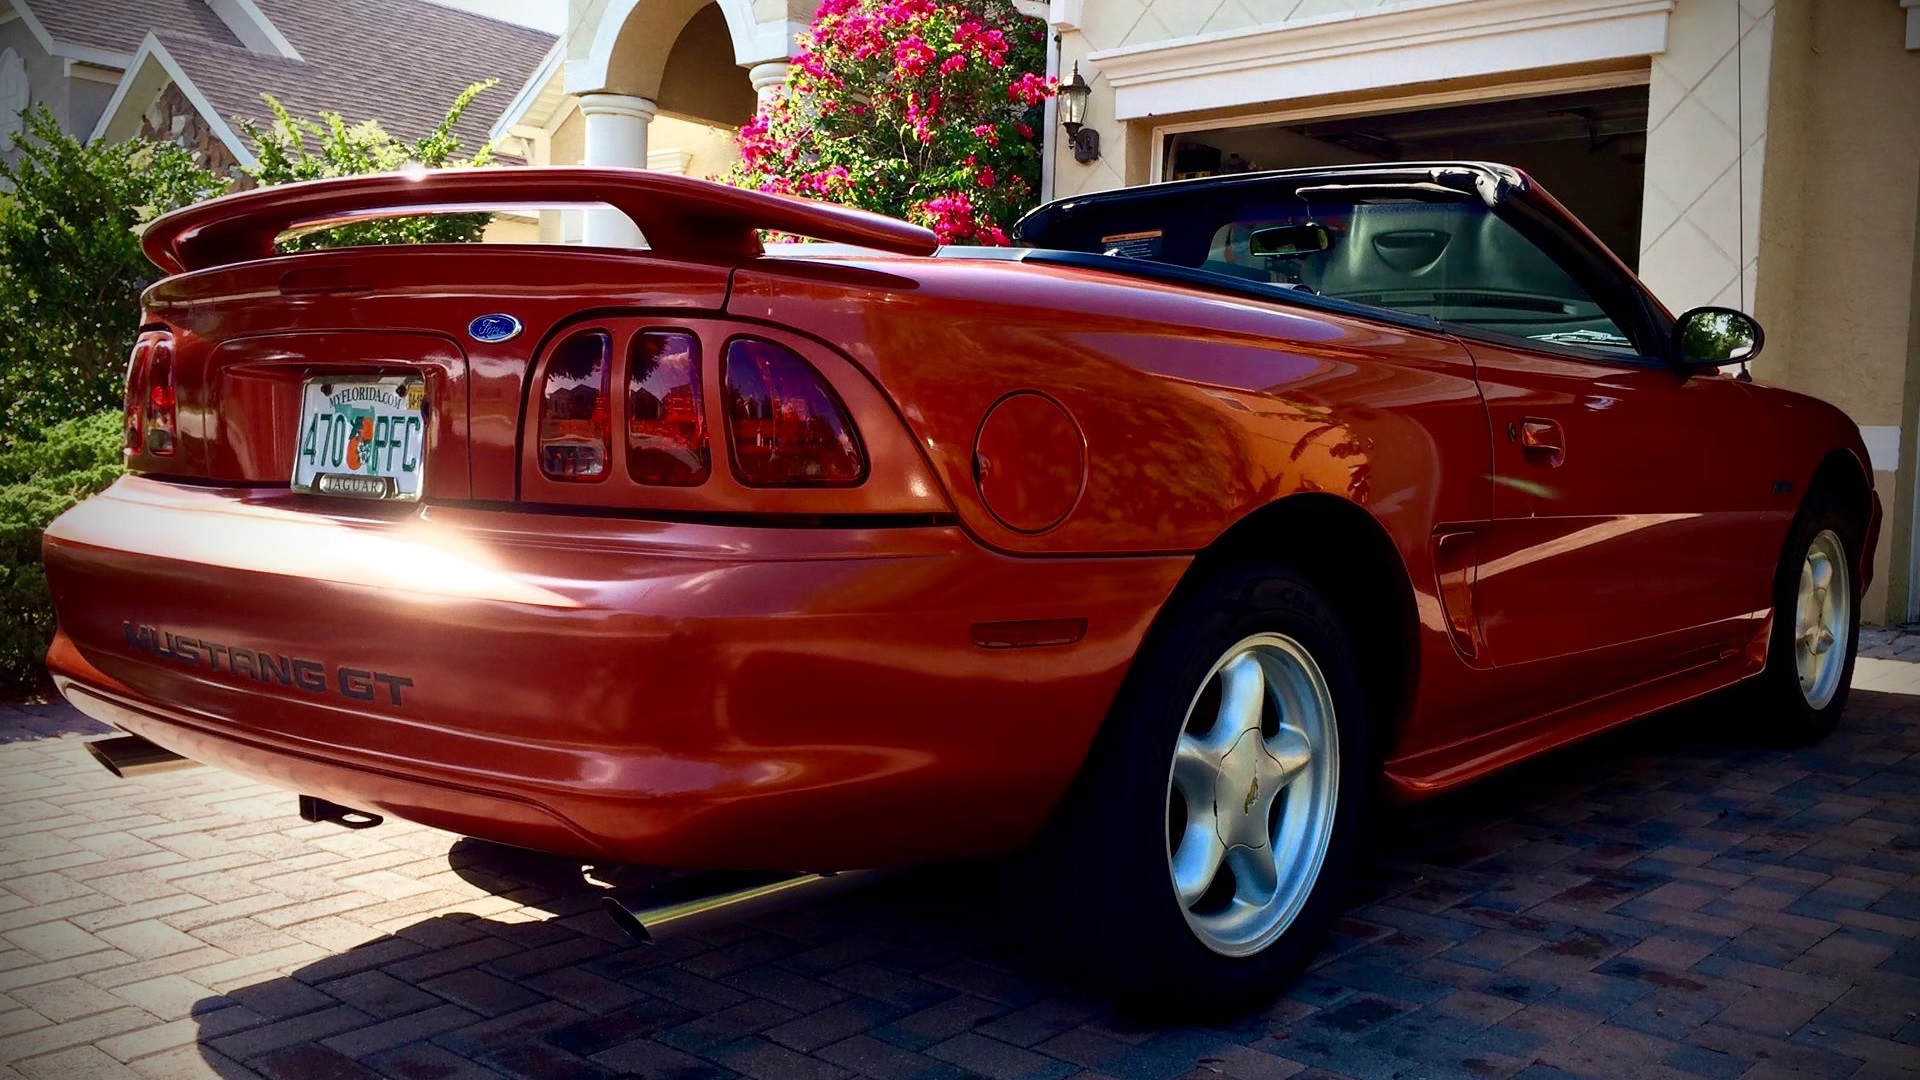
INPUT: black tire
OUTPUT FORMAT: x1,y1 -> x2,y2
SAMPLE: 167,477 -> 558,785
1043,562 -> 1368,1017
1750,489 -> 1862,743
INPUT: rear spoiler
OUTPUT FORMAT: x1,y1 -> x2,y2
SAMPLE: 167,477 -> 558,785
141,166 -> 939,274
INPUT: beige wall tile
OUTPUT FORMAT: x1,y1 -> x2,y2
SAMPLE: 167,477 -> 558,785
1639,0 -> 1768,314
1642,214 -> 1740,308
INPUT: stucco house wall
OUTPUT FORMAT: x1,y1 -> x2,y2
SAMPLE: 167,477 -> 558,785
1755,0 -> 1920,620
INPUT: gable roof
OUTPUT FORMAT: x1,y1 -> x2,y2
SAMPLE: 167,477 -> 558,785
89,0 -> 553,166
235,0 -> 553,148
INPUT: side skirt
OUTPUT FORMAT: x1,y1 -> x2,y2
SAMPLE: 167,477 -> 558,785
1381,648 -> 1764,799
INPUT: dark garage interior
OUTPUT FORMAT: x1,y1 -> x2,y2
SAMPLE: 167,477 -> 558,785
1164,84 -> 1652,269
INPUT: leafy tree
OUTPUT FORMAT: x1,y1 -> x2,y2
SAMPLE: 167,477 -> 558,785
239,80 -> 499,250
0,107 -> 227,448
727,0 -> 1051,244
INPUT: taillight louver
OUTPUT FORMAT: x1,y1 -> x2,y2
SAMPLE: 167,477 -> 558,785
723,337 -> 865,486
144,337 -> 178,456
123,339 -> 151,453
538,331 -> 612,481
626,331 -> 708,486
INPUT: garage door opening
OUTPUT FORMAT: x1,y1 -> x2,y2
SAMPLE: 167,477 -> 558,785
1163,84 -> 1650,270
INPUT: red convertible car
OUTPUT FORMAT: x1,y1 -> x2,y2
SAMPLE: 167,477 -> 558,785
43,162 -> 1877,1010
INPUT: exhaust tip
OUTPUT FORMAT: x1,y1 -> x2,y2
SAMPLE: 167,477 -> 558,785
600,871 -> 870,947
85,735 -> 195,779
601,895 -> 654,946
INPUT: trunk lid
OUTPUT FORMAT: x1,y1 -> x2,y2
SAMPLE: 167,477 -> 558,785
135,247 -> 732,501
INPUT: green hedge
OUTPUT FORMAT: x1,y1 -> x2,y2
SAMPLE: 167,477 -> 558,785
1,411 -> 124,695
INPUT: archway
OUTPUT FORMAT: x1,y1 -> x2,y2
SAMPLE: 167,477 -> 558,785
566,0 -> 814,246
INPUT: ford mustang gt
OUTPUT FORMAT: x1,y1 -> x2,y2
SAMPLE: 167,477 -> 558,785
42,162 -> 1878,1010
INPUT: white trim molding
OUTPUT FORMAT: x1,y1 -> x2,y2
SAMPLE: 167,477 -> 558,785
62,59 -> 124,83
1862,425 -> 1901,474
1089,0 -> 1673,120
203,0 -> 300,59
1048,0 -> 1083,31
491,39 -> 563,141
1903,0 -> 1919,50
647,147 -> 694,174
567,0 -> 801,95
87,34 -> 255,167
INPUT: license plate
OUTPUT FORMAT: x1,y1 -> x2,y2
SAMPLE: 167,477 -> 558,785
292,376 -> 427,501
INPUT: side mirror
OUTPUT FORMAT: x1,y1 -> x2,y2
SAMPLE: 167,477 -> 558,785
1247,223 -> 1332,259
1674,306 -> 1764,368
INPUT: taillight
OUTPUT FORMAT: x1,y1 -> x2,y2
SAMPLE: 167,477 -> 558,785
123,339 -> 151,453
626,331 -> 708,485
723,337 -> 865,486
144,337 -> 177,456
538,331 -> 612,481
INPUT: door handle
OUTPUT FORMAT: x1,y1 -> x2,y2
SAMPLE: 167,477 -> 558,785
1511,417 -> 1565,467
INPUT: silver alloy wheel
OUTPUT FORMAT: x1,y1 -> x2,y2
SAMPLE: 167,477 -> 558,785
1165,633 -> 1339,957
1795,529 -> 1851,710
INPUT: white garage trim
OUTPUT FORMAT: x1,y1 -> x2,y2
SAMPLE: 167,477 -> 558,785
1090,0 -> 1671,121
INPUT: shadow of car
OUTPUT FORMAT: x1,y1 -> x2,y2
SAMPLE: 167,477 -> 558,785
176,691 -> 1919,1078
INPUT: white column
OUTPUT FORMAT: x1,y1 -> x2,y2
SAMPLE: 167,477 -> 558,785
579,92 -> 657,248
748,62 -> 790,108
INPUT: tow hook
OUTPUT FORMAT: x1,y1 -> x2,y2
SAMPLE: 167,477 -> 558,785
298,794 -> 383,829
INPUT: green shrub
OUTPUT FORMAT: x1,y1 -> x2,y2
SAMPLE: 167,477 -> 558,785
0,107 -> 227,449
0,412 -> 124,695
240,81 -> 499,250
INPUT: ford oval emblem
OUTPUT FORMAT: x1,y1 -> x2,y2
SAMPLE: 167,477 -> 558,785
468,314 -> 522,343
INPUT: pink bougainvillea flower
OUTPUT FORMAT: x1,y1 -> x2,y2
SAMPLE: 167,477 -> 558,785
725,0 -> 1051,248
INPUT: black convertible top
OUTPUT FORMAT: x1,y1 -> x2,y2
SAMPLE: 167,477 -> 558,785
1011,161 -> 1527,252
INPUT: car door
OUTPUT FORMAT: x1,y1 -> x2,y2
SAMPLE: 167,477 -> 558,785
1467,340 -> 1775,702
1310,190 -> 1777,724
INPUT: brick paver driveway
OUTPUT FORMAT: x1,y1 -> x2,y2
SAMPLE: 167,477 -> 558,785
4,638 -> 1918,1080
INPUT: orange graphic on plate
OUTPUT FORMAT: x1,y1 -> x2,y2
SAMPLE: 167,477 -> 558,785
345,417 -> 374,471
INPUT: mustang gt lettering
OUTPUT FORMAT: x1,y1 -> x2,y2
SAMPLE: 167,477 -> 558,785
122,623 -> 413,705
44,164 -> 1878,1014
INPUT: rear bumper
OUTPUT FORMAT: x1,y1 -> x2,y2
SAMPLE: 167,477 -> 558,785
45,476 -> 1187,868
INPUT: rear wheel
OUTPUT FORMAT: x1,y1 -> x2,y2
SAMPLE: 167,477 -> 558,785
1167,633 -> 1342,957
1753,494 -> 1861,742
1048,564 -> 1367,1015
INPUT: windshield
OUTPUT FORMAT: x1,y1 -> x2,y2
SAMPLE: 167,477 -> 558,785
1051,186 -> 1639,356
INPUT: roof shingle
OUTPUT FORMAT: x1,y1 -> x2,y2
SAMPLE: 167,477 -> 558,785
233,0 -> 555,148
75,0 -> 554,157
29,0 -> 239,55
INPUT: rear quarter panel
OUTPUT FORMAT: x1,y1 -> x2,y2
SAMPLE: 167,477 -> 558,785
730,257 -> 1496,746
731,258 -> 1492,555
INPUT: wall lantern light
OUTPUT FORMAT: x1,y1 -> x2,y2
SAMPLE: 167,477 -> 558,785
1058,63 -> 1099,163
